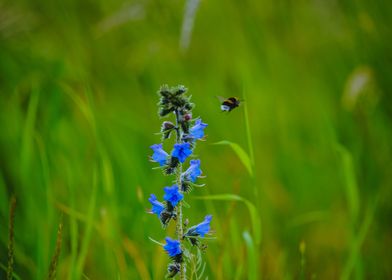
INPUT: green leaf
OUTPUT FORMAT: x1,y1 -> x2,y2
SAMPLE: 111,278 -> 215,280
213,141 -> 253,176
243,231 -> 258,280
194,194 -> 261,245
148,237 -> 165,247
341,200 -> 378,280
335,144 -> 360,223
75,165 -> 98,279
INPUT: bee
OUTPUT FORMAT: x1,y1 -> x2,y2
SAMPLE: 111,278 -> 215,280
217,96 -> 242,112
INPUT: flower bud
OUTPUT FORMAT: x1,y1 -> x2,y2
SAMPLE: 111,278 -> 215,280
167,263 -> 180,278
184,102 -> 194,111
164,157 -> 179,175
162,121 -> 175,130
184,113 -> 192,121
161,121 -> 175,140
174,85 -> 187,96
159,107 -> 175,117
181,180 -> 192,193
159,84 -> 171,97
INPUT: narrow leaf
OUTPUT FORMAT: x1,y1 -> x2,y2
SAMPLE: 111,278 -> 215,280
243,231 -> 258,280
194,194 -> 261,245
213,141 -> 253,176
335,144 -> 360,223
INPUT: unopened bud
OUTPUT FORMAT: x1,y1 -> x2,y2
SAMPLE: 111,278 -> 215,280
162,121 -> 175,130
161,121 -> 175,140
184,113 -> 192,121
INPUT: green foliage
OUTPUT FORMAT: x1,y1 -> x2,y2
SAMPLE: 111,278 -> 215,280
195,194 -> 261,245
335,143 -> 360,223
213,141 -> 253,176
7,197 -> 16,280
1,0 -> 392,278
243,231 -> 258,280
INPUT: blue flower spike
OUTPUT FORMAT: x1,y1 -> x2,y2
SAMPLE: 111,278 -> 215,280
148,86 -> 213,277
150,144 -> 169,166
163,237 -> 182,257
163,185 -> 184,207
190,119 -> 208,140
172,143 -> 192,163
183,159 -> 202,182
148,194 -> 164,216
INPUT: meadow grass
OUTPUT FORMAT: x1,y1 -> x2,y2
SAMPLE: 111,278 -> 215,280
1,0 -> 392,279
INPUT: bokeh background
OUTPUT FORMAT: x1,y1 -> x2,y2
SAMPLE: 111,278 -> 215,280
1,0 -> 392,279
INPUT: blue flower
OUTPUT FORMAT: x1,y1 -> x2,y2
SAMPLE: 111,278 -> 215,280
190,119 -> 208,139
163,185 -> 183,207
171,143 -> 192,163
163,237 -> 182,257
150,144 -> 169,166
186,215 -> 212,238
148,194 -> 164,216
183,159 -> 202,182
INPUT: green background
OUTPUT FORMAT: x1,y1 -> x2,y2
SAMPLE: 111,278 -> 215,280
1,0 -> 391,279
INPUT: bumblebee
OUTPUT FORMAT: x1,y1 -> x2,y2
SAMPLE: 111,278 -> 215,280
217,96 -> 241,112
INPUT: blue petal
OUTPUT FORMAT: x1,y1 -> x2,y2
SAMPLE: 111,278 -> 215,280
195,215 -> 212,237
190,119 -> 208,139
172,143 -> 192,163
185,159 -> 202,182
148,194 -> 164,216
163,237 -> 182,257
163,185 -> 184,207
150,144 -> 169,166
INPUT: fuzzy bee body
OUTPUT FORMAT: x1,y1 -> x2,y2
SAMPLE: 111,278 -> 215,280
217,96 -> 241,112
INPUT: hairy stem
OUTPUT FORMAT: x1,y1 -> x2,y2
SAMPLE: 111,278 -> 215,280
174,110 -> 186,280
176,170 -> 185,279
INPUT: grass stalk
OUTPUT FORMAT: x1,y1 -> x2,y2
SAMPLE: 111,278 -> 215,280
75,166 -> 98,279
242,88 -> 259,203
7,196 -> 16,280
48,218 -> 63,280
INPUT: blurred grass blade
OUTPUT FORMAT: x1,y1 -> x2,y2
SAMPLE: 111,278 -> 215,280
62,84 -> 95,131
180,0 -> 201,52
195,194 -> 261,245
75,166 -> 98,279
234,262 -> 244,280
7,196 -> 16,280
288,211 -> 328,228
48,219 -> 63,280
335,144 -> 360,223
123,238 -> 151,280
341,200 -> 377,280
21,88 -> 39,176
299,240 -> 306,280
0,264 -> 21,280
242,89 -> 255,169
65,165 -> 78,280
242,231 -> 258,280
213,141 -> 253,176
0,172 -> 7,214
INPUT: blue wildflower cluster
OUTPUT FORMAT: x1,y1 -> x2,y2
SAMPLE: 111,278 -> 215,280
148,85 -> 212,278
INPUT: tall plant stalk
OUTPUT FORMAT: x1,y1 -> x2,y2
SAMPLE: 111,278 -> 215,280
148,85 -> 212,279
174,109 -> 186,279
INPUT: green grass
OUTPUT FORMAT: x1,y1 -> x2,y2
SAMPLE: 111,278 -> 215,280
1,0 -> 392,279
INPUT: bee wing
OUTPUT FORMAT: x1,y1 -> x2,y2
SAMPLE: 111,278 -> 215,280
215,96 -> 226,103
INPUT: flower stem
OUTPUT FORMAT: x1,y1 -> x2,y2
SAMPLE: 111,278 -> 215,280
175,110 -> 186,280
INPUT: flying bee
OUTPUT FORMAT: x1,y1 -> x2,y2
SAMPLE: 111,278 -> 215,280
216,96 -> 242,112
